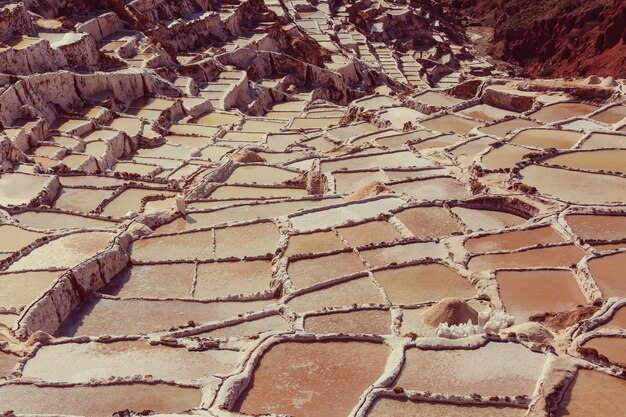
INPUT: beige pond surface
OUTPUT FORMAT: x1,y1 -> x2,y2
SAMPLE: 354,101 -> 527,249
336,220 -> 403,247
451,207 -> 526,231
288,276 -> 386,312
235,341 -> 390,417
0,224 -> 48,251
288,251 -> 366,289
102,263 -> 195,298
580,132 -> 626,149
7,232 -> 113,271
0,270 -> 63,309
478,118 -> 543,138
360,241 -> 445,268
367,398 -> 526,417
12,211 -> 117,230
519,165 -> 626,204
530,103 -> 599,123
0,173 -> 50,206
556,370 -> 626,417
468,244 -> 586,271
389,177 -> 471,201
304,309 -> 391,334
394,206 -> 462,238
541,149 -> 626,174
286,230 -> 347,256
0,351 -> 19,378
53,187 -> 113,213
496,270 -> 587,321
396,343 -> 546,396
590,105 -> 626,124
509,128 -> 583,149
566,214 -> 626,241
587,251 -> 626,298
420,115 -> 483,135
0,383 -> 202,416
101,188 -> 177,218
195,260 -> 272,298
209,185 -> 308,199
465,226 -> 564,253
226,165 -> 300,184
23,340 -> 239,382
57,297 -> 271,336
582,337 -> 626,366
372,264 -> 475,305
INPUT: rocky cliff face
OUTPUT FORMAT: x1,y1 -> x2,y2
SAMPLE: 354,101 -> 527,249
441,0 -> 626,78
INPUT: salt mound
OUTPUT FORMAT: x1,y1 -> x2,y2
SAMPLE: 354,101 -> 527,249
600,77 -> 617,87
422,297 -> 478,327
232,149 -> 266,163
506,322 -> 553,343
346,181 -> 391,202
583,75 -> 601,85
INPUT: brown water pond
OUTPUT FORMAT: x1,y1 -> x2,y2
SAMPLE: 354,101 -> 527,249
102,263 -> 195,298
0,351 -> 18,378
360,241 -> 444,268
101,188 -> 177,218
396,343 -> 546,396
0,173 -> 50,206
582,337 -> 626,366
468,244 -> 587,271
226,165 -> 300,185
587,251 -> 626,298
235,341 -> 390,417
496,270 -> 587,321
556,370 -> 626,417
420,115 -> 483,135
530,103 -> 599,123
209,185 -> 308,199
287,276 -> 386,312
373,264 -> 475,305
23,340 -> 239,382
458,104 -> 518,122
389,177 -> 470,201
590,105 -> 626,124
509,129 -> 583,149
288,251 -> 366,289
542,149 -> 626,174
130,230 -> 213,262
214,221 -> 280,258
465,226 -> 564,253
566,214 -> 626,241
0,270 -> 63,309
480,144 -> 532,170
12,211 -> 117,230
580,132 -> 626,149
199,314 -> 290,338
286,230 -> 347,257
451,207 -> 526,232
394,206 -> 462,238
195,260 -> 272,298
336,220 -> 402,247
478,119 -> 543,138
0,224 -> 48,251
53,187 -> 113,213
0,383 -> 202,416
304,309 -> 391,334
367,398 -> 526,417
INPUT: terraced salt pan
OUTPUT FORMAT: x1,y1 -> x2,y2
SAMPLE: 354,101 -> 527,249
0,351 -> 18,378
566,214 -> 626,241
389,177 -> 471,200
396,342 -> 546,396
23,340 -> 240,382
519,165 -> 626,204
0,173 -> 50,206
465,226 -> 564,253
235,341 -> 390,417
587,252 -> 626,298
333,170 -> 389,194
478,118 -> 542,138
394,206 -> 463,238
582,337 -> 626,366
509,128 -> 583,149
53,187 -> 113,213
590,104 -> 626,124
100,188 -> 177,218
285,230 -> 347,256
0,270 -> 63,309
367,398 -> 526,417
0,383 -> 202,416
130,230 -> 213,262
321,151 -> 431,172
0,225 -> 48,251
195,260 -> 273,298
57,298 -> 271,336
287,276 -> 386,312
580,132 -> 626,149
420,115 -> 483,135
209,185 -> 308,199
11,211 -> 117,230
7,232 -> 114,271
360,241 -> 445,267
373,130 -> 434,148
289,197 -> 405,232
288,251 -> 366,289
530,103 -> 599,123
556,370 -> 626,416
198,314 -> 291,338
102,263 -> 196,298
372,264 -> 475,304
481,144 -> 532,170
468,244 -> 587,271
541,149 -> 626,174
450,207 -> 526,231
458,104 -> 518,122
336,220 -> 403,247
496,270 -> 587,321
410,134 -> 466,150
379,107 -> 425,128
225,165 -> 301,185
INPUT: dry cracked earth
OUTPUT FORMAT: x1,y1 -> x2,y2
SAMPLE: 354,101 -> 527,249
0,0 -> 625,416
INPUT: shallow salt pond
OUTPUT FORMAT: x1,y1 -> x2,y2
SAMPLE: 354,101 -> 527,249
321,150 -> 430,172
458,104 -> 518,122
225,165 -> 301,185
0,351 -> 18,378
0,270 -> 63,309
509,128 -> 583,149
580,132 -> 626,149
394,206 -> 462,238
0,173 -> 50,206
389,177 -> 470,201
468,244 -> 587,271
556,370 -> 626,416
285,230 -> 347,256
0,383 -> 202,416
12,211 -> 117,230
332,170 -> 389,194
214,221 -> 280,258
360,241 -> 445,267
587,251 -> 626,298
582,337 -> 626,366
566,214 -> 626,241
378,107 -> 425,128
0,224 -> 48,251
420,114 -> 483,135
496,270 -> 587,321
102,263 -> 195,298
130,230 -> 213,262
519,165 -> 626,204
235,341 -> 390,417
199,314 -> 290,338
367,398 -> 526,417
478,118 -> 542,138
23,340 -> 239,382
451,207 -> 526,231
530,103 -> 599,123
410,134 -> 466,150
209,185 -> 308,199
465,226 -> 564,253
7,232 -> 114,271
100,188 -> 177,218
336,220 -> 402,247
541,149 -> 626,174
373,264 -> 475,304
304,309 -> 391,334
195,260 -> 272,298
481,144 -> 532,170
287,276 -> 386,312
396,342 -> 546,396
57,298 -> 271,336
288,251 -> 366,289
53,187 -> 113,213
